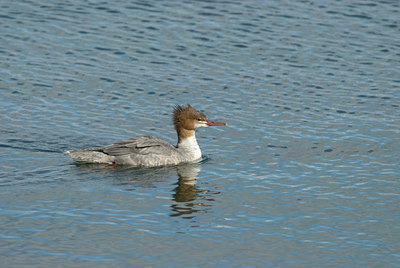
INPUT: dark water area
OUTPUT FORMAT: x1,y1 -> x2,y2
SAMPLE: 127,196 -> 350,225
1,1 -> 399,267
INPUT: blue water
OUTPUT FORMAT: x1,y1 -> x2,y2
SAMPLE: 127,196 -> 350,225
1,1 -> 399,267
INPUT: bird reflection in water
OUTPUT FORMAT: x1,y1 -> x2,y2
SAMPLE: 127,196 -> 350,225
170,163 -> 219,219
71,161 -> 220,219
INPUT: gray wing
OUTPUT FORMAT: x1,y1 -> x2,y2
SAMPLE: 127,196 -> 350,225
100,136 -> 176,157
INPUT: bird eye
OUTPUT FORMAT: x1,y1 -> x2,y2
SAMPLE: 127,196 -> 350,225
197,118 -> 202,121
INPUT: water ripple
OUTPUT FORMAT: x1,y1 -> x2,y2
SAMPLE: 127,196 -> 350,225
1,0 -> 399,267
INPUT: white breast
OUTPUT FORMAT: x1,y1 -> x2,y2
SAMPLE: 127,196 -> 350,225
177,136 -> 202,161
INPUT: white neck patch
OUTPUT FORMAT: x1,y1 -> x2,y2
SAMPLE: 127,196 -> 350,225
178,136 -> 202,160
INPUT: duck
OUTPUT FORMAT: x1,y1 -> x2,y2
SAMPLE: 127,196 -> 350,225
65,104 -> 227,167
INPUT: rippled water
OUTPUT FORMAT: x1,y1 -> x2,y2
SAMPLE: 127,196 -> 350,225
1,1 -> 399,267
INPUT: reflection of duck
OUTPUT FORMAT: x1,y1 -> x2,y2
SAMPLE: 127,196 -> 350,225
66,105 -> 226,167
173,164 -> 201,202
71,161 -> 219,219
171,163 -> 219,218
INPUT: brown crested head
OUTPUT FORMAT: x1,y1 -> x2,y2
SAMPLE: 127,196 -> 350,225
173,104 -> 208,131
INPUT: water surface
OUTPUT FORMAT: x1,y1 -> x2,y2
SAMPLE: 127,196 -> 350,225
1,1 -> 399,267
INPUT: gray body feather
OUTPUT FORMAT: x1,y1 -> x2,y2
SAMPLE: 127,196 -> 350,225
66,136 -> 200,167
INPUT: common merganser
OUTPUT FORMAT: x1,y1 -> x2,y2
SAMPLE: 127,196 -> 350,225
65,104 -> 227,167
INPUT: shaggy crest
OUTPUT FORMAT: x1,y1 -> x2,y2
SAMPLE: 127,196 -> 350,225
173,104 -> 207,130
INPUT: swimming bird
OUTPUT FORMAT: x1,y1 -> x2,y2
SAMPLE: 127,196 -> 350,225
65,104 -> 227,167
